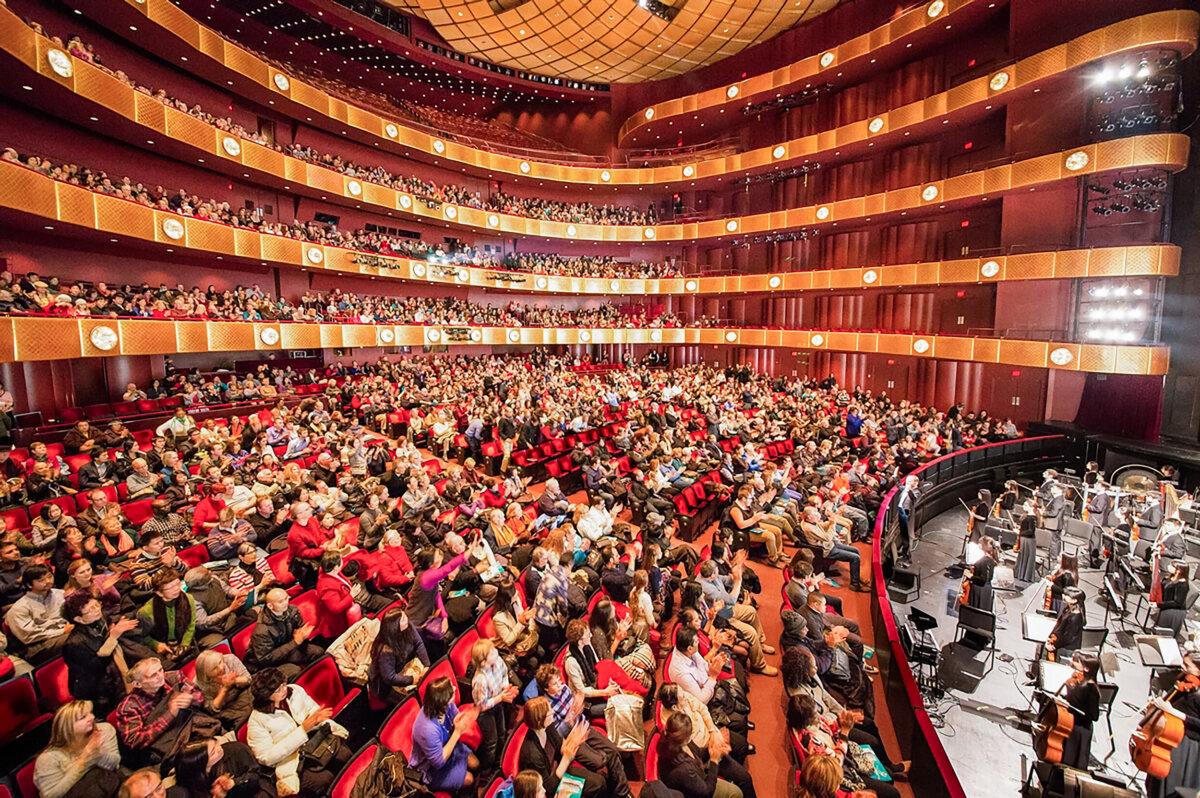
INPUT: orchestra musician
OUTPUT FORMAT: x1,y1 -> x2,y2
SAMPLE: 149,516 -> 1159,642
1030,586 -> 1086,676
1039,470 -> 1060,503
1083,462 -> 1102,489
963,536 -> 999,612
1014,511 -> 1039,585
1156,560 -> 1192,638
1044,486 -> 1067,562
999,481 -> 1021,515
1135,493 -> 1165,560
1146,649 -> 1200,798
1057,652 -> 1102,771
967,490 -> 991,542
1045,554 -> 1079,615
1085,481 -> 1114,566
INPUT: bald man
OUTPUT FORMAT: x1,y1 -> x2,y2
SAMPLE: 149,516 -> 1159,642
245,588 -> 320,678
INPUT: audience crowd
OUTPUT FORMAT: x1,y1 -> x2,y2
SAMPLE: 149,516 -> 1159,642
0,347 -> 1020,798
0,268 -> 687,329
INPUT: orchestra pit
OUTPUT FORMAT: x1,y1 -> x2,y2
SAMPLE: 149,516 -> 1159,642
0,1 -> 1199,797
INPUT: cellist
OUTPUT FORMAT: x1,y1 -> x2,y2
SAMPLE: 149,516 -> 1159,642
1058,652 -> 1102,770
1147,650 -> 1200,798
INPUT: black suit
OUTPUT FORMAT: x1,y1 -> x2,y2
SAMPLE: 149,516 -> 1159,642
660,744 -> 721,798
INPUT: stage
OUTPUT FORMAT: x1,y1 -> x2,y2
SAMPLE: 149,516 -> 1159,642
889,505 -> 1182,798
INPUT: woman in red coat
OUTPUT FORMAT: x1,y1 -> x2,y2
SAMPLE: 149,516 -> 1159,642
367,529 -> 416,595
314,551 -> 359,641
286,501 -> 332,588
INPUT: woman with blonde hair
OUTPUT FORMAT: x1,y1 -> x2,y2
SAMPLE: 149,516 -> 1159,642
33,700 -> 121,798
470,638 -> 518,773
797,754 -> 844,798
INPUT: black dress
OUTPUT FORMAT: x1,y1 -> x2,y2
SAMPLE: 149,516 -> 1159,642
1060,680 -> 1100,770
1157,579 -> 1189,636
966,556 -> 995,612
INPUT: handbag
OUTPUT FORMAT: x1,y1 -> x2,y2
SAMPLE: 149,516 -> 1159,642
603,692 -> 646,752
299,723 -> 339,770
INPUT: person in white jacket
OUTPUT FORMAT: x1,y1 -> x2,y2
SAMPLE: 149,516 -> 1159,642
247,667 -> 350,797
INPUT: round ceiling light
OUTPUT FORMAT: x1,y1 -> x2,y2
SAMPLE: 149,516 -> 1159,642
683,165 -> 695,178
685,279 -> 698,291
913,338 -> 931,354
398,194 -> 413,209
259,327 -> 280,346
444,206 -> 458,219
273,73 -> 290,91
644,108 -> 655,120
427,329 -> 442,342
566,224 -> 577,237
725,331 -> 738,342
768,276 -> 782,289
507,329 -> 520,342
989,72 -> 1010,91
980,260 -> 1000,278
519,161 -> 531,174
222,136 -> 241,157
644,228 -> 656,239
927,0 -> 946,17
347,180 -> 362,196
810,334 -> 825,346
385,123 -> 399,138
863,270 -> 879,284
725,220 -> 739,232
600,170 -> 611,182
379,329 -> 395,344
772,145 -> 786,159
536,277 -> 548,289
815,206 -> 831,220
868,117 -> 885,134
432,139 -> 445,154
306,247 -> 324,264
819,52 -> 835,68
921,185 -> 940,201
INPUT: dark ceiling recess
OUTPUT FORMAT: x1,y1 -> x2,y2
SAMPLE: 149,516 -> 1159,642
487,0 -> 533,13
636,0 -> 681,23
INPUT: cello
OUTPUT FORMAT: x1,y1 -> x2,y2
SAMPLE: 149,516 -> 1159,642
1130,674 -> 1199,778
1034,695 -> 1075,764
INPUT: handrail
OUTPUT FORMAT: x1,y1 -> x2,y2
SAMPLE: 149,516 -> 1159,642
868,435 -> 1071,798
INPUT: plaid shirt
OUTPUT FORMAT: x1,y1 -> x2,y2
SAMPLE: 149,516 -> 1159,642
547,683 -> 575,736
140,512 -> 191,549
533,563 -> 568,627
471,655 -> 512,711
114,671 -> 203,750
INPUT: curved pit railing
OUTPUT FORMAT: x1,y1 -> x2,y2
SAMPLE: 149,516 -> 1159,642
869,435 -> 1074,798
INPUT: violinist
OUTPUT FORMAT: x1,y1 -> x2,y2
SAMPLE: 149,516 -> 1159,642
1156,560 -> 1191,638
1082,462 -> 1102,489
999,481 -> 1021,515
1058,652 -> 1102,770
1046,554 -> 1079,615
1085,481 -> 1114,566
968,490 -> 991,543
963,536 -> 998,612
1146,650 -> 1200,798
1135,494 -> 1165,559
1038,470 -> 1060,503
1044,486 -> 1067,562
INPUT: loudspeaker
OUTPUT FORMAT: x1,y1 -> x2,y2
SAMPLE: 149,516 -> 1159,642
888,565 -> 921,603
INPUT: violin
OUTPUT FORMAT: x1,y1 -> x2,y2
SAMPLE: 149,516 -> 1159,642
959,567 -> 972,606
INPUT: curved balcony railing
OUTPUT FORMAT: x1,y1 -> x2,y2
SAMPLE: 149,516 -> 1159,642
0,316 -> 1169,375
0,160 -> 1182,298
868,435 -> 1072,798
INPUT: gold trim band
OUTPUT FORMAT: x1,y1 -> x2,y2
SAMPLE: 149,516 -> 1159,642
0,318 -> 1166,375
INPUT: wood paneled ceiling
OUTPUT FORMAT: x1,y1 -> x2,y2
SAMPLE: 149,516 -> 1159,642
384,0 -> 841,83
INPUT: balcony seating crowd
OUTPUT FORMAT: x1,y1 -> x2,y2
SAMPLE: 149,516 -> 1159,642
13,19 -> 657,227
0,347 -> 1022,798
0,269 -> 688,328
1,146 -> 683,280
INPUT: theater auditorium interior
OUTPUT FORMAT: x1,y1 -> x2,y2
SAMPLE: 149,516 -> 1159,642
1,0 -> 1200,796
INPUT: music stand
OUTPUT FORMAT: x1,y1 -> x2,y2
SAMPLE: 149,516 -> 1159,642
1038,660 -> 1075,695
1022,612 -> 1057,644
1136,635 -> 1182,671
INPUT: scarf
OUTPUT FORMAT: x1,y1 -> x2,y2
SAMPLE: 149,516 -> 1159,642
150,593 -> 193,644
568,641 -> 599,686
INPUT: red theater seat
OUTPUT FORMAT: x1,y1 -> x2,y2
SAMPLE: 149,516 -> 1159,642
501,723 -> 528,777
0,677 -> 51,744
447,628 -> 479,680
295,656 -> 360,718
331,743 -> 377,798
33,657 -> 71,713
